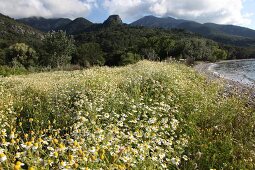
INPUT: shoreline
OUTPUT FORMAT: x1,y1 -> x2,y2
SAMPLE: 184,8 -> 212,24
215,58 -> 255,64
194,59 -> 255,86
194,62 -> 221,80
194,61 -> 255,105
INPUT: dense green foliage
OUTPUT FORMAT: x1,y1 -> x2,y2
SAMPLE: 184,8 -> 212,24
118,52 -> 142,66
18,17 -> 72,32
0,23 -> 230,71
0,61 -> 254,169
41,31 -> 75,68
74,43 -> 105,67
75,25 -> 229,65
131,15 -> 255,47
5,43 -> 37,68
0,49 -> 5,65
0,14 -> 42,49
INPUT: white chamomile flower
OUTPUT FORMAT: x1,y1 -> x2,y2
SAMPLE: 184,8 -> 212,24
0,153 -> 7,162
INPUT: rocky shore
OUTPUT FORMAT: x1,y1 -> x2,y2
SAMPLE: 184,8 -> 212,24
194,62 -> 255,106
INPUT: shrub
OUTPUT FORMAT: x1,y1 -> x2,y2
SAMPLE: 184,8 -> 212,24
0,65 -> 29,77
75,43 -> 105,67
5,43 -> 37,68
118,52 -> 141,66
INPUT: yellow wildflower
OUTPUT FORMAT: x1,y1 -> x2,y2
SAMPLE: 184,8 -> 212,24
14,161 -> 24,170
28,167 -> 35,170
29,118 -> 33,123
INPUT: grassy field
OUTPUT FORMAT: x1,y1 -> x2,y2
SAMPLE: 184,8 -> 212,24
0,61 -> 254,169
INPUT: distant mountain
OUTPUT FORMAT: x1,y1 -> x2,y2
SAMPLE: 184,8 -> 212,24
131,15 -> 188,29
17,17 -> 93,34
0,13 -> 43,47
57,17 -> 93,34
16,15 -> 125,36
131,16 -> 255,47
10,14 -> 255,48
103,15 -> 123,26
204,23 -> 255,38
17,17 -> 71,32
60,15 -> 125,34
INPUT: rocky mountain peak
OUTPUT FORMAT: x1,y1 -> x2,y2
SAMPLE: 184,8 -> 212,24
103,15 -> 123,26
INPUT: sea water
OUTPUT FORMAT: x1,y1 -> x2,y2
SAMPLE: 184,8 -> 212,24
210,59 -> 255,86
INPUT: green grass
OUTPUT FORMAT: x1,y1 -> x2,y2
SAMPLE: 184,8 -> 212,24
0,61 -> 254,169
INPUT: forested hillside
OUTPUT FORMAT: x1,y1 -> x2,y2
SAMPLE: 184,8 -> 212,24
74,24 -> 227,66
0,13 -> 254,75
18,17 -> 71,32
0,14 -> 43,47
131,16 -> 255,47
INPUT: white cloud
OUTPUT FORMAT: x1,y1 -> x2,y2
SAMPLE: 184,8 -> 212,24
103,0 -> 252,26
0,0 -> 97,19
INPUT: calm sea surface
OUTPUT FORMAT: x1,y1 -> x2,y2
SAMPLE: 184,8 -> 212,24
210,59 -> 255,85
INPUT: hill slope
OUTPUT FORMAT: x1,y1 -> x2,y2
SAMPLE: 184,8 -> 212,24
75,15 -> 222,65
56,17 -> 93,34
0,13 -> 43,47
18,15 -> 123,34
131,16 -> 255,47
131,15 -> 189,29
17,17 -> 71,32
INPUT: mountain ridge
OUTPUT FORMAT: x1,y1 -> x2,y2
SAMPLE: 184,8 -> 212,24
0,13 -> 43,48
131,15 -> 255,36
17,15 -> 124,34
3,13 -> 255,48
130,15 -> 255,47
56,17 -> 93,34
18,17 -> 72,32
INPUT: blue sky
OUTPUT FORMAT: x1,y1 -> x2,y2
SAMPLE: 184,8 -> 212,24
0,0 -> 255,29
88,0 -> 255,29
244,0 -> 255,29
87,0 -> 108,23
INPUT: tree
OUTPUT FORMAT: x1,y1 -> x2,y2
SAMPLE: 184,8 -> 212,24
42,31 -> 75,68
75,43 -> 105,67
213,48 -> 228,61
0,49 -> 5,65
119,52 -> 141,66
159,38 -> 175,59
181,38 -> 216,61
141,48 -> 159,61
5,43 -> 37,68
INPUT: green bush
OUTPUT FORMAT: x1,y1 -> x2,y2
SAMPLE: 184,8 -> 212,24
5,43 -> 38,68
75,43 -> 105,67
118,52 -> 141,66
0,65 -> 29,77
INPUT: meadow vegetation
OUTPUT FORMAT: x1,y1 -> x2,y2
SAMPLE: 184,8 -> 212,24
0,61 -> 254,169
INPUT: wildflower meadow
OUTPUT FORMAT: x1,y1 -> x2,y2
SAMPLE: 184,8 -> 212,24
0,61 -> 254,169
